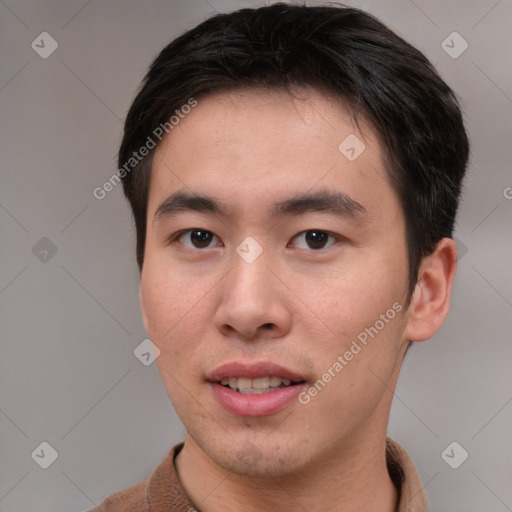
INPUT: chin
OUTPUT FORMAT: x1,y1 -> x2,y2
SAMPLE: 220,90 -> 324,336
204,436 -> 310,478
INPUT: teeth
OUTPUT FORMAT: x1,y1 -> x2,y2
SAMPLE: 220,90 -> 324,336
269,376 -> 282,387
218,376 -> 297,393
252,377 -> 270,389
237,377 -> 252,391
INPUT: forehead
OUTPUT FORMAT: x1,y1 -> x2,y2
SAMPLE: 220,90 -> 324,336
147,87 -> 398,225
166,86 -> 370,154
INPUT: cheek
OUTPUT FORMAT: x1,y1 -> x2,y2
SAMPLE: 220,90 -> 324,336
299,273 -> 406,434
140,267 -> 209,398
140,264 -> 202,353
319,265 -> 404,329
303,248 -> 408,370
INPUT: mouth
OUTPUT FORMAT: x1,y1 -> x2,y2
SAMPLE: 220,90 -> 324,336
207,361 -> 308,416
217,376 -> 305,394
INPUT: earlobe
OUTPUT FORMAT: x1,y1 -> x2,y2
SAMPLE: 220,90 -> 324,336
404,238 -> 458,342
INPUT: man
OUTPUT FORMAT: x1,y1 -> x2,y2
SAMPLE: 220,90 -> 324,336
90,3 -> 469,511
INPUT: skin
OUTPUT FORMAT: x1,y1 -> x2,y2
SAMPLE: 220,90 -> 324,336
139,87 -> 457,512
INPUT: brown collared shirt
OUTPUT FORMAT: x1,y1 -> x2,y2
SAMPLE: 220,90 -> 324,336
89,437 -> 428,511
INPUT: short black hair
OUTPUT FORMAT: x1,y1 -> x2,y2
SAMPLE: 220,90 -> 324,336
118,2 -> 469,302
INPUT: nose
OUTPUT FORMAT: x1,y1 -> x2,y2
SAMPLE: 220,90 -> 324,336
214,250 -> 292,341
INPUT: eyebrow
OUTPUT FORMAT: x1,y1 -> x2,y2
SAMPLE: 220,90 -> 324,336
153,188 -> 369,224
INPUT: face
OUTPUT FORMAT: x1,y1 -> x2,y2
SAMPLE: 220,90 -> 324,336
140,87 -> 412,477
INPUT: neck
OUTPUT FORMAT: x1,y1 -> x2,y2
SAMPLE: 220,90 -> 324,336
175,431 -> 398,512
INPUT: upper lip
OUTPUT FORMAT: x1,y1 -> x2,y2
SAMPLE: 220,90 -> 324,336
207,361 -> 306,383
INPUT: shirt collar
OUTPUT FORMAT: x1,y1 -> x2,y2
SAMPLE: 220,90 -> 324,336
147,437 -> 428,511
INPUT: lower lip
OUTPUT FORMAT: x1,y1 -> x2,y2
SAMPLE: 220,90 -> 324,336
209,382 -> 307,417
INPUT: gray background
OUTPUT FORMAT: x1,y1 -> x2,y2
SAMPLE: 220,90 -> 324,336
1,0 -> 511,510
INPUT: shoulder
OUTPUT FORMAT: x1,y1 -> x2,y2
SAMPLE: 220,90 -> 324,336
85,443 -> 186,512
87,477 -> 150,512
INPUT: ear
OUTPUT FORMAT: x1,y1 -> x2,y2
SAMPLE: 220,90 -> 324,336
404,238 -> 458,342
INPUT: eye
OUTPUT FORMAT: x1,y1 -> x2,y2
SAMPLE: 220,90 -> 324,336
175,229 -> 221,249
172,229 -> 340,251
290,230 -> 338,250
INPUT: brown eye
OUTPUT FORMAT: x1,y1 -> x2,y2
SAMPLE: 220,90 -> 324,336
292,230 -> 336,250
177,229 -> 219,249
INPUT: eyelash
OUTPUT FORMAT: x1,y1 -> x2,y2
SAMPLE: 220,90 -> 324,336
169,229 -> 342,251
